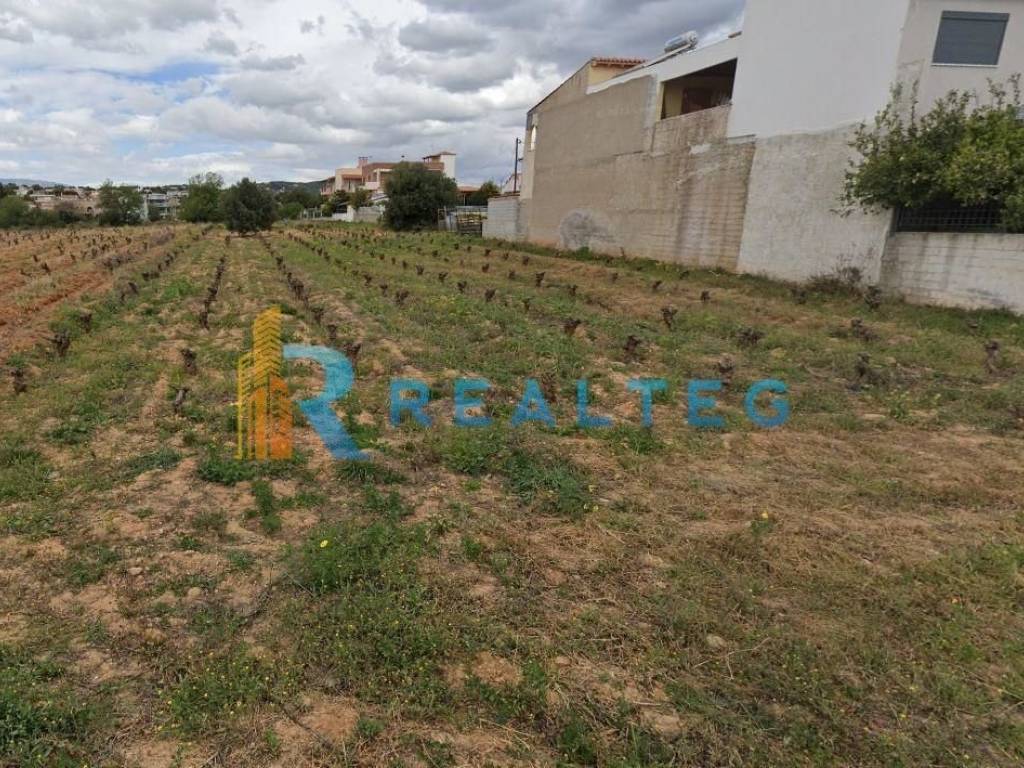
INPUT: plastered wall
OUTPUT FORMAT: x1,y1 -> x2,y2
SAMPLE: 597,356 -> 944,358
882,232 -> 1024,312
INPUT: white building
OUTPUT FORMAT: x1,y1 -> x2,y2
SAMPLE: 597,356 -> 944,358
500,0 -> 1024,312
729,0 -> 1023,289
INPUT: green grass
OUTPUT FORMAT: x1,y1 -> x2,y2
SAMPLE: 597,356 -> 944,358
1,224 -> 1022,767
436,425 -> 510,476
289,518 -> 452,711
336,460 -> 406,485
501,445 -> 592,518
197,449 -> 256,485
249,479 -> 282,534
167,648 -> 279,736
0,445 -> 51,502
0,644 -> 111,767
62,542 -> 120,587
118,447 -> 181,480
465,659 -> 548,725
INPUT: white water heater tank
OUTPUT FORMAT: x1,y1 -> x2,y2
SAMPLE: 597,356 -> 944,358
664,31 -> 699,54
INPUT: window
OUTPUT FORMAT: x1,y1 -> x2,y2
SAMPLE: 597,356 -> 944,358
659,60 -> 736,120
529,125 -> 538,151
933,11 -> 1009,66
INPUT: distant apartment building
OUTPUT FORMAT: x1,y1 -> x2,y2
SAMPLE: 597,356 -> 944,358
492,0 -> 1024,312
142,187 -> 187,220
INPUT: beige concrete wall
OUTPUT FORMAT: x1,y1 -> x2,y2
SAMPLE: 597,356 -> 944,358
483,196 -> 526,241
524,75 -> 652,248
737,127 -> 892,284
524,72 -> 754,270
881,232 -> 1024,312
898,0 -> 1024,110
353,206 -> 382,224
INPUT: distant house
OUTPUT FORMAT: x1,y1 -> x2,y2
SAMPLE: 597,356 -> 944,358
321,152 -> 460,198
457,185 -> 482,205
28,187 -> 102,217
142,187 -> 187,220
422,151 -> 457,180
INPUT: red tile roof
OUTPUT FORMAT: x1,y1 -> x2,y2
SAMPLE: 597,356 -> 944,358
590,57 -> 646,68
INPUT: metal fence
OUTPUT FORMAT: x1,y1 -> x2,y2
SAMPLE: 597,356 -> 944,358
894,202 -> 1005,233
438,206 -> 487,235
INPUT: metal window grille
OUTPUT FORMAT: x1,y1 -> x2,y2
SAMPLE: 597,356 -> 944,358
894,202 -> 1004,233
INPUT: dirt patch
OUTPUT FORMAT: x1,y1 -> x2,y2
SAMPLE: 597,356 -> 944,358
271,693 -> 359,764
471,651 -> 523,687
120,739 -> 207,768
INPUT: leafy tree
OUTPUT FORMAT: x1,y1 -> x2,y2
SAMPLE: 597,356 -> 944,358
279,201 -> 304,220
179,173 -> 224,223
0,195 -> 28,227
55,202 -> 83,225
466,180 -> 500,206
220,178 -> 277,234
0,196 -> 61,228
382,162 -> 458,230
349,188 -> 372,209
844,77 -> 1024,231
944,79 -> 1024,229
322,189 -> 351,214
277,185 -> 320,211
98,181 -> 143,226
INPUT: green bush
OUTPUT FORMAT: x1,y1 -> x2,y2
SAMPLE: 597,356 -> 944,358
220,178 -> 277,234
0,195 -> 29,227
844,77 -> 1024,231
277,201 -> 303,220
383,162 -> 458,230
0,195 -> 63,229
97,181 -> 143,226
179,172 -> 223,223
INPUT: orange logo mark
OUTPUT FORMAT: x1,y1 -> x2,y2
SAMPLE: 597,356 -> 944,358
236,307 -> 293,460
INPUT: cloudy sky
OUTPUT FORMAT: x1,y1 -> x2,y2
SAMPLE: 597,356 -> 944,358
0,0 -> 744,187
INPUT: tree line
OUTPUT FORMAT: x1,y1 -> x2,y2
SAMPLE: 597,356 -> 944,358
1,163 -> 504,232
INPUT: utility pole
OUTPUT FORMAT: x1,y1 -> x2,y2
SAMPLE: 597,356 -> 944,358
512,137 -> 522,194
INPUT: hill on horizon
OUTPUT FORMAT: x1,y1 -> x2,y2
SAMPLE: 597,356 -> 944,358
1,177 -> 63,187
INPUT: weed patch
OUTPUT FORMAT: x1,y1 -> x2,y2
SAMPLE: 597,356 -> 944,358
289,519 -> 451,711
249,479 -> 281,534
0,644 -> 111,767
0,445 -> 51,502
167,648 -> 281,736
502,446 -> 592,518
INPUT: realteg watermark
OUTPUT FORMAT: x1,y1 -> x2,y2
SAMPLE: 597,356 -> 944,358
237,308 -> 789,461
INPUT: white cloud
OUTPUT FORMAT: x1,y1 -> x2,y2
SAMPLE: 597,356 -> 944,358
0,0 -> 743,186
398,17 -> 492,55
204,31 -> 239,56
0,17 -> 32,43
298,14 -> 325,35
